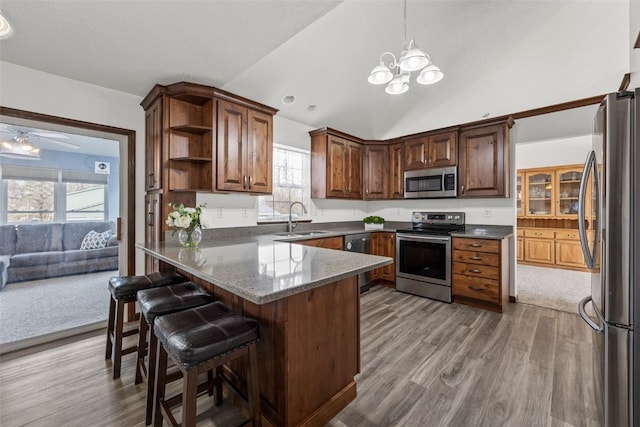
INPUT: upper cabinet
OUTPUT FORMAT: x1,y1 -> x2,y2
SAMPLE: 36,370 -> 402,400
144,98 -> 163,192
403,130 -> 457,171
518,164 -> 586,219
388,141 -> 404,199
216,100 -> 273,194
363,145 -> 388,200
311,129 -> 363,200
458,119 -> 513,198
141,82 -> 277,240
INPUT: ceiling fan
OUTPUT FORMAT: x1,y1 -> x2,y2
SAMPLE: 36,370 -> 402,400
0,124 -> 80,160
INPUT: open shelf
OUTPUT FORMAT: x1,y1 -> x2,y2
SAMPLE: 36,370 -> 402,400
170,124 -> 212,135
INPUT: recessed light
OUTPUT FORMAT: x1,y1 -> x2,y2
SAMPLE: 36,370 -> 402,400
306,105 -> 317,112
281,95 -> 295,105
0,11 -> 14,40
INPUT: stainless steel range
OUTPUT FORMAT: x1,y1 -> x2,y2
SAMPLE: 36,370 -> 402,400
396,211 -> 465,302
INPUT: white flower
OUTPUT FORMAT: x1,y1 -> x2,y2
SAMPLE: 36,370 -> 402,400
184,207 -> 196,214
166,218 -> 174,226
174,216 -> 192,228
170,211 -> 181,219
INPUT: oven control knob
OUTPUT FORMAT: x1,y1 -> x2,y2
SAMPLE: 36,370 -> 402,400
346,242 -> 352,250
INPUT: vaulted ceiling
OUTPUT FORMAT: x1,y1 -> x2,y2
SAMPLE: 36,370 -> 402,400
0,0 -> 631,140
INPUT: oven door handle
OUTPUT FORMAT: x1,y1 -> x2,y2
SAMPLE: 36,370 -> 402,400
397,234 -> 450,243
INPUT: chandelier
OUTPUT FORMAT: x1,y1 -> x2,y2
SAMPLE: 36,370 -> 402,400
367,0 -> 443,95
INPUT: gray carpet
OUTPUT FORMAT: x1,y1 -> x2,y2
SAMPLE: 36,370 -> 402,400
0,271 -> 114,349
516,264 -> 591,314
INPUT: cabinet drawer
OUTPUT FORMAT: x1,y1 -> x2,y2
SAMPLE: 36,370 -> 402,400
453,262 -> 499,280
555,230 -> 580,240
452,250 -> 499,267
516,229 -> 524,237
452,238 -> 499,253
453,274 -> 499,303
524,229 -> 554,239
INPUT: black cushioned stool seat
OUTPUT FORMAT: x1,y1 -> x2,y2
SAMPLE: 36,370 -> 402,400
134,282 -> 215,425
105,270 -> 186,380
153,302 -> 261,427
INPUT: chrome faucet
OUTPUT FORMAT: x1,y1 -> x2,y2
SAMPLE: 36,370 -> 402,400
287,201 -> 308,232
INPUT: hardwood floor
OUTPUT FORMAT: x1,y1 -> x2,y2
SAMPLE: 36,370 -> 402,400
0,286 -> 598,427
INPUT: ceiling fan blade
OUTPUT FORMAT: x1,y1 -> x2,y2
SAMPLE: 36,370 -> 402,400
30,131 -> 69,139
33,136 -> 80,149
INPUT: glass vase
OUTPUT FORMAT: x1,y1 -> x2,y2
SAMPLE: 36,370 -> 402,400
178,226 -> 202,248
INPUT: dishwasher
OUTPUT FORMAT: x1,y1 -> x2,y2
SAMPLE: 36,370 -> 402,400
344,233 -> 371,293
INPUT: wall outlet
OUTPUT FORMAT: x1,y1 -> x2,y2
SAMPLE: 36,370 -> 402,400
217,208 -> 224,218
485,209 -> 492,217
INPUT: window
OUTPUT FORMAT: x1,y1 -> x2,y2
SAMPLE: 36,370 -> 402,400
1,165 -> 108,223
258,145 -> 310,222
7,179 -> 55,223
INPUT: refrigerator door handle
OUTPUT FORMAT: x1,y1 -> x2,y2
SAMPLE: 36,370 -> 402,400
578,295 -> 604,333
578,150 -> 598,269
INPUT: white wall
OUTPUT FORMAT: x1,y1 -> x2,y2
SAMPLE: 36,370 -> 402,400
0,61 -> 147,273
516,135 -> 591,170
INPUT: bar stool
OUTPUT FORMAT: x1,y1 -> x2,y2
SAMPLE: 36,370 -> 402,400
135,282 -> 215,425
105,270 -> 187,379
153,302 -> 261,427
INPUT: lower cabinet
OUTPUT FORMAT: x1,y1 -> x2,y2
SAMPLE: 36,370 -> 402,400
452,237 -> 510,313
297,236 -> 344,250
519,227 -> 589,270
370,232 -> 395,284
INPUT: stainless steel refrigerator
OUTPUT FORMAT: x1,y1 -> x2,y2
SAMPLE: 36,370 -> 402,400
578,88 -> 639,427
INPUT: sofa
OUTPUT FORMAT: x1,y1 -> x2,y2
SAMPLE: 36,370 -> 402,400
0,221 -> 119,289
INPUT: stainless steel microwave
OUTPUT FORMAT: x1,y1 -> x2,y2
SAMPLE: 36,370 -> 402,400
404,166 -> 457,198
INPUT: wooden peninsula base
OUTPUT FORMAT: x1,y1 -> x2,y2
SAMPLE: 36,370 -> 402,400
174,264 -> 360,427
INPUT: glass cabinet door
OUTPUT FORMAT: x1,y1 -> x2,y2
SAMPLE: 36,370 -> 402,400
516,173 -> 524,216
526,172 -> 553,216
556,167 -> 582,218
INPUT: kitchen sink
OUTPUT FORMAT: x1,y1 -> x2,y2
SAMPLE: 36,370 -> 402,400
293,230 -> 331,236
273,230 -> 331,238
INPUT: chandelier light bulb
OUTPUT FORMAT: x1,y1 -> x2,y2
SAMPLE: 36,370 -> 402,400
368,61 -> 394,85
398,40 -> 429,72
416,63 -> 444,85
385,74 -> 409,95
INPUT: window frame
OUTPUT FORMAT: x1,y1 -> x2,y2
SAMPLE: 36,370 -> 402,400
257,144 -> 311,224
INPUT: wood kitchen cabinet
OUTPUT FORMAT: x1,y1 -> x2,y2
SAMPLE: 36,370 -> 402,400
403,130 -> 457,171
518,227 -> 590,270
523,228 -> 555,265
458,119 -> 513,198
516,228 -> 524,261
216,100 -> 273,194
518,164 -> 586,218
144,192 -> 162,273
388,141 -> 404,199
452,237 -> 510,313
144,98 -> 163,192
363,145 -> 388,200
296,236 -> 344,250
310,128 -> 363,199
141,82 -> 277,266
370,232 -> 395,283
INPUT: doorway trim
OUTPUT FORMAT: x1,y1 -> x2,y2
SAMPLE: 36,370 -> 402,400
0,106 -> 136,276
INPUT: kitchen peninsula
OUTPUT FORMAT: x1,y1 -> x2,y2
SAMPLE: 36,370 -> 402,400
137,238 -> 392,427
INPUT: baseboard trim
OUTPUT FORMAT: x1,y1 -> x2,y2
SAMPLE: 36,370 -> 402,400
0,320 -> 107,356
509,295 -> 517,303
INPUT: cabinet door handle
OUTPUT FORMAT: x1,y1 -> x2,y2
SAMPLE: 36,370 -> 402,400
461,184 -> 465,193
468,243 -> 482,248
468,256 -> 482,261
468,269 -> 482,273
148,212 -> 154,226
248,176 -> 253,189
469,286 -> 485,292
243,175 -> 247,190
147,173 -> 154,188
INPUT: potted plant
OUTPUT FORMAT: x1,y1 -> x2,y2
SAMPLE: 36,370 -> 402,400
363,215 -> 385,230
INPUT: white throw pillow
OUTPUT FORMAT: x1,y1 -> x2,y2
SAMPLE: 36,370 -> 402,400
80,230 -> 111,250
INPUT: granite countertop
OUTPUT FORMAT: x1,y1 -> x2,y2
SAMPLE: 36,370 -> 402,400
137,239 -> 392,305
451,225 -> 514,239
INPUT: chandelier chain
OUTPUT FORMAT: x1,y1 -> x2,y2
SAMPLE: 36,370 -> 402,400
403,0 -> 407,42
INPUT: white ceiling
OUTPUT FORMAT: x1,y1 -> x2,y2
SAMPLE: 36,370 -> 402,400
0,0 -> 630,142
